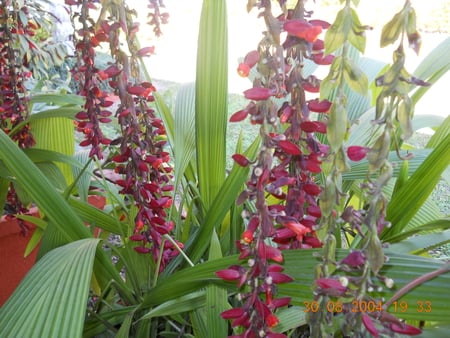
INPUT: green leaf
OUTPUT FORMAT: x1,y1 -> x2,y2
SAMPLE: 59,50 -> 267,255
343,58 -> 368,96
0,130 -> 88,242
272,306 -> 307,333
0,131 -> 131,300
15,214 -> 47,257
380,9 -> 405,47
383,218 -> 450,243
140,291 -> 206,321
426,115 -> 450,148
325,8 -> 351,55
0,177 -> 10,211
115,312 -> 134,338
30,117 -> 75,185
195,0 -> 228,209
30,93 -> 85,106
71,150 -> 94,201
413,36 -> 450,84
389,229 -> 450,254
383,134 -> 450,239
183,136 -> 260,266
206,230 -> 228,337
0,238 -> 100,338
173,82 -> 196,192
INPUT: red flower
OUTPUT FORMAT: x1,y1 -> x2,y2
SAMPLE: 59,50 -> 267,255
316,278 -> 347,293
237,50 -> 260,77
389,323 -> 422,336
216,268 -> 241,281
136,46 -> 155,57
268,271 -> 294,284
244,87 -> 273,101
278,140 -> 302,155
134,246 -> 151,254
362,313 -> 379,338
340,250 -> 366,268
313,53 -> 335,65
266,314 -> 279,328
259,243 -> 284,263
307,99 -> 332,113
284,19 -> 323,43
237,63 -> 251,77
283,221 -> 311,241
347,145 -> 369,161
232,153 -> 250,167
303,182 -> 321,196
303,82 -> 320,93
303,235 -> 323,248
300,121 -> 327,133
243,50 -> 260,67
221,308 -> 246,319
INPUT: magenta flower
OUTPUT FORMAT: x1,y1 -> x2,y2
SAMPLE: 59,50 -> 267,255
347,145 -> 369,161
362,313 -> 379,338
216,268 -> 241,281
278,140 -> 302,155
316,278 -> 347,296
389,323 -> 422,335
307,98 -> 332,113
340,250 -> 366,268
244,87 -> 273,101
237,50 -> 260,77
220,308 -> 246,319
232,153 -> 251,167
284,19 -> 323,43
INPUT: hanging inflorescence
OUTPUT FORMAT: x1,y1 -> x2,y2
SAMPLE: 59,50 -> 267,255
0,1 -> 37,229
67,0 -> 180,271
217,1 -> 334,336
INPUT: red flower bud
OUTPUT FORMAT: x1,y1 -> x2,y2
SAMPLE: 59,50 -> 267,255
134,246 -> 151,254
268,272 -> 294,284
284,20 -> 322,43
241,230 -> 254,243
259,244 -> 284,263
232,153 -> 250,167
129,234 -> 146,241
316,278 -> 346,293
216,268 -> 241,281
303,182 -> 321,195
340,250 -> 366,268
220,307 -> 246,319
362,313 -> 379,338
244,87 -> 273,101
389,323 -> 422,336
278,140 -> 302,155
313,53 -> 335,65
347,145 -> 369,161
266,314 -> 279,328
136,46 -> 155,57
237,63 -> 250,77
307,99 -> 332,113
243,50 -> 260,68
229,109 -> 249,122
300,121 -> 327,133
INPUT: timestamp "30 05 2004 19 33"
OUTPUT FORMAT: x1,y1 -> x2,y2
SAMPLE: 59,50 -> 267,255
303,300 -> 433,313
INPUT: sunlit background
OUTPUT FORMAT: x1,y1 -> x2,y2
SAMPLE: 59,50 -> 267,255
134,0 -> 449,119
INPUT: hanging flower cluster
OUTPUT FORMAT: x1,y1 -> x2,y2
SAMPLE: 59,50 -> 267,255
305,0 -> 426,336
67,0 -> 179,270
0,2 -> 36,228
69,0 -> 112,159
0,3 -> 35,148
218,2 -> 332,336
